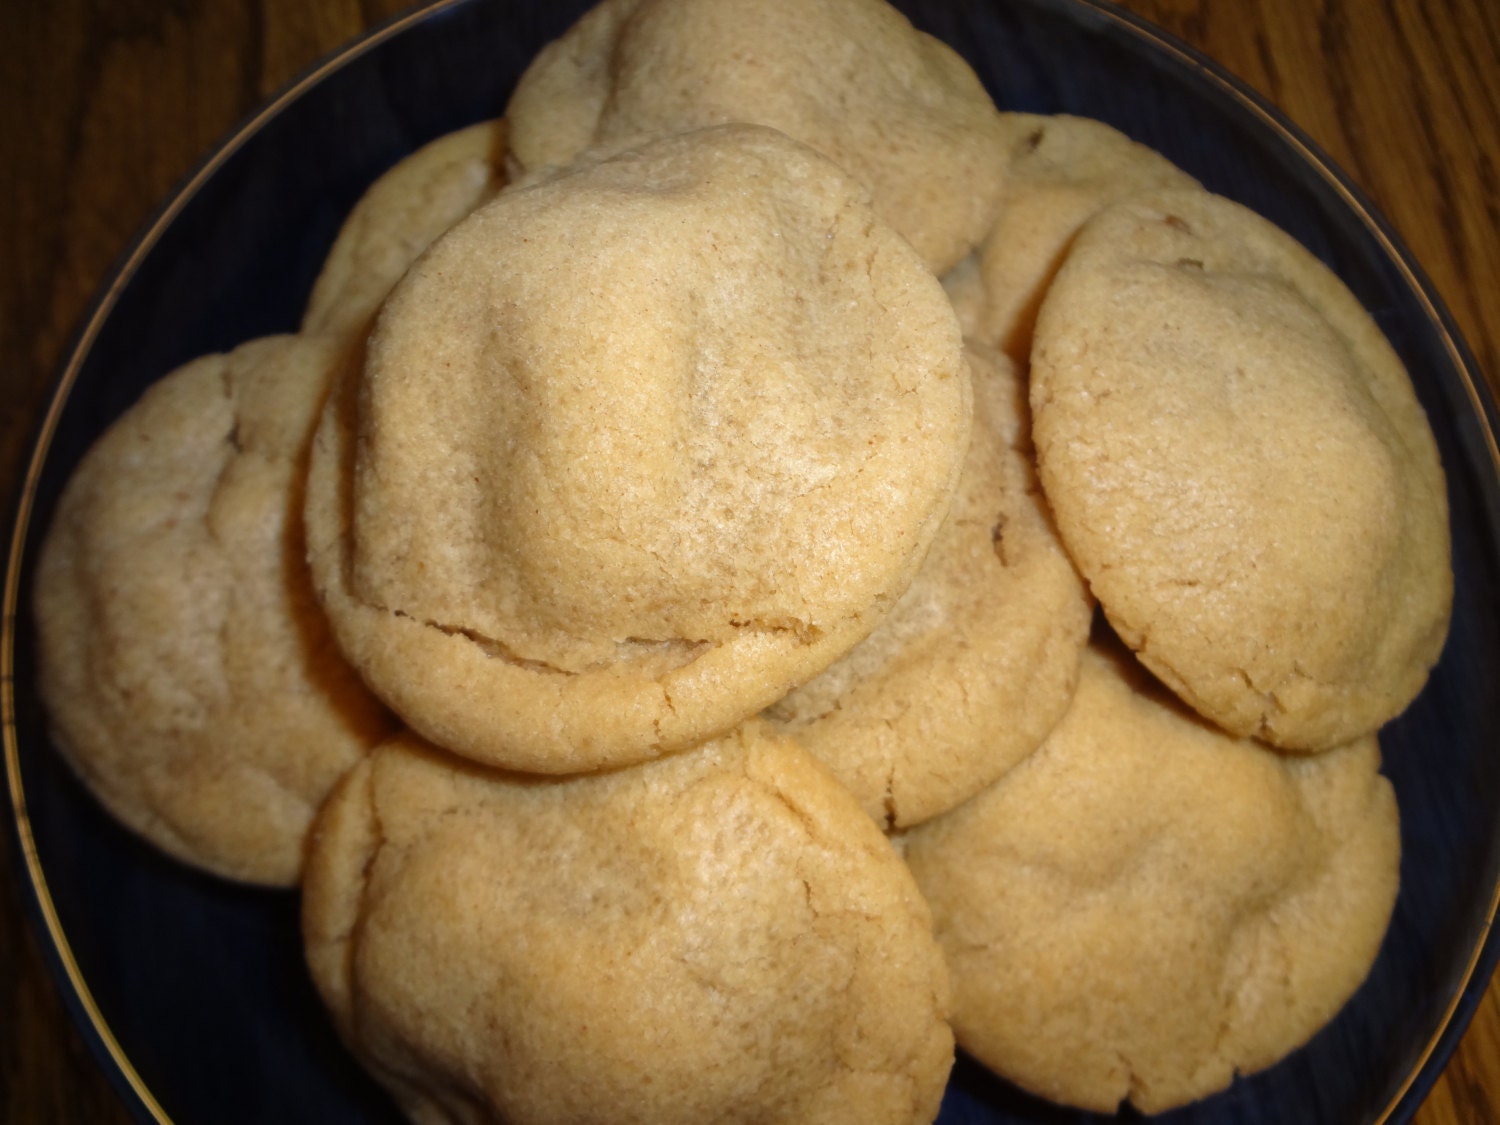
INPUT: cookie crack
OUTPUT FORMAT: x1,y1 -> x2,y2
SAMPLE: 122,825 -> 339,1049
1242,661 -> 1338,738
728,614 -> 825,646
389,608 -> 579,675
367,592 -> 817,680
880,765 -> 898,832
344,769 -> 389,1046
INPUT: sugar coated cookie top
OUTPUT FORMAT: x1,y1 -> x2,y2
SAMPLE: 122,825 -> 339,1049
505,0 -> 1008,272
303,722 -> 954,1125
902,639 -> 1400,1114
305,124 -> 970,773
33,334 -> 393,885
1030,188 -> 1452,749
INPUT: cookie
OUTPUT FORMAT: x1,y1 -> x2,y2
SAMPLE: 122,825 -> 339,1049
302,118 -> 508,343
1029,187 -> 1452,749
767,342 -> 1091,828
942,113 -> 1199,363
303,124 -> 970,774
504,0 -> 1009,273
901,639 -> 1400,1114
33,334 -> 394,886
303,721 -> 954,1125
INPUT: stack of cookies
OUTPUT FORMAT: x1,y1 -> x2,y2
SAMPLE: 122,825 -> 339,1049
32,0 -> 1452,1120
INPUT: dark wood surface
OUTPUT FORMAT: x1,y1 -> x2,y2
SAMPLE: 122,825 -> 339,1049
2,1 -> 1497,1122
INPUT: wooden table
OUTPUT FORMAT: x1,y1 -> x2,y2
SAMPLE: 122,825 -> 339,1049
1,1 -> 1496,1121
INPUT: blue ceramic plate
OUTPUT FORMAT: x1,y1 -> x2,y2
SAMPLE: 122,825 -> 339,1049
5,1 -> 1498,1122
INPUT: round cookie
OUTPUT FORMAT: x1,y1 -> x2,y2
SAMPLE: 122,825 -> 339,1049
901,639 -> 1401,1115
304,124 -> 971,774
942,113 -> 1200,363
1029,187 -> 1452,750
504,0 -> 1009,274
767,342 -> 1091,828
33,334 -> 395,886
302,118 -> 508,344
303,721 -> 954,1125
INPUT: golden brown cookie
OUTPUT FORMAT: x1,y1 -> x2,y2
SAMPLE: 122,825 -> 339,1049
33,334 -> 394,886
1029,188 -> 1452,750
944,113 -> 1199,363
303,722 -> 954,1125
504,0 -> 1009,273
304,124 -> 971,774
901,639 -> 1400,1114
767,342 -> 1090,828
302,119 -> 508,344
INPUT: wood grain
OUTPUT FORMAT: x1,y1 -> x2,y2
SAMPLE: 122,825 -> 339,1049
1,1 -> 1495,1122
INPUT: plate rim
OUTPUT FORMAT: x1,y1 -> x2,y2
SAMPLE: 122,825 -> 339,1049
3,0 -> 1497,1121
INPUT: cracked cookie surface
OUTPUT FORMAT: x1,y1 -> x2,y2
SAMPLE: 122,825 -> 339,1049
303,124 -> 970,774
901,638 -> 1400,1114
1029,188 -> 1452,750
33,334 -> 394,885
302,721 -> 953,1124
